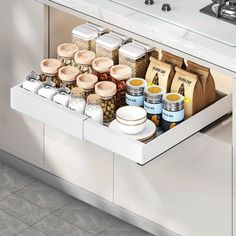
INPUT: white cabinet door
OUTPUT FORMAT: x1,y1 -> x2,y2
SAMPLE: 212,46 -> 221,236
0,0 -> 45,165
114,133 -> 232,236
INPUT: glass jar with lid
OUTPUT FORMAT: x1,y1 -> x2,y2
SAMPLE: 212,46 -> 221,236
68,87 -> 86,114
95,81 -> 117,122
110,65 -> 132,109
96,34 -> 123,64
85,94 -> 103,124
53,85 -> 71,107
39,58 -> 62,88
38,79 -> 58,100
74,50 -> 95,74
72,24 -> 99,52
92,57 -> 114,82
57,43 -> 78,66
22,71 -> 43,94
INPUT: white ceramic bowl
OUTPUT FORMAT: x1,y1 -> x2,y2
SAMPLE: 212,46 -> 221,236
116,119 -> 147,135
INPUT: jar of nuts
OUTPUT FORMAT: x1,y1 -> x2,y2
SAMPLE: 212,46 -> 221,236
57,43 -> 78,66
40,58 -> 62,88
96,34 -> 123,64
92,57 -> 114,82
74,50 -> 95,74
95,81 -> 117,122
119,43 -> 146,78
110,65 -> 132,109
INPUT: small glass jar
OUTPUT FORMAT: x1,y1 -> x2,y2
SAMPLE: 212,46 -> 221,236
22,71 -> 43,93
74,50 -> 95,74
96,34 -> 123,64
57,43 -> 78,66
39,59 -> 62,88
38,80 -> 58,100
53,86 -> 71,107
144,85 -> 165,127
85,94 -> 103,124
110,65 -> 132,109
162,93 -> 184,132
92,57 -> 114,82
76,73 -> 98,99
126,78 -> 147,107
119,43 -> 147,78
72,24 -> 99,52
58,66 -> 80,90
95,81 -> 117,122
68,87 -> 86,114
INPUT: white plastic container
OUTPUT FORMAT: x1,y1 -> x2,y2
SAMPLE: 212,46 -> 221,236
22,71 -> 43,93
110,32 -> 131,44
53,86 -> 71,107
38,81 -> 58,100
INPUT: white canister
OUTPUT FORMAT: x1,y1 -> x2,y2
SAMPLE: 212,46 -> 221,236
22,71 -> 43,93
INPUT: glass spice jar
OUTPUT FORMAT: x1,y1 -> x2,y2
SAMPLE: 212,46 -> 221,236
74,50 -> 95,74
57,43 -> 78,66
68,87 -> 86,114
110,65 -> 132,109
22,71 -> 43,94
92,57 -> 114,82
38,79 -> 58,100
53,85 -> 71,107
95,81 -> 117,122
39,59 -> 62,88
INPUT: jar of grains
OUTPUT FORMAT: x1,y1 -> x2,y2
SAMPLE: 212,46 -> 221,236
68,87 -> 86,114
144,85 -> 165,127
76,73 -> 98,99
39,58 -> 62,88
74,50 -> 96,74
110,65 -> 132,109
95,81 -> 117,122
58,66 -> 80,90
119,43 -> 147,78
72,24 -> 99,52
85,94 -> 103,124
96,34 -> 123,64
162,93 -> 184,132
126,78 -> 147,107
92,57 -> 114,81
57,43 -> 78,66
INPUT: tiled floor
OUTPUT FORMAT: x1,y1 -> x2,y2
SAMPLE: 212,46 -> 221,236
0,161 -> 155,236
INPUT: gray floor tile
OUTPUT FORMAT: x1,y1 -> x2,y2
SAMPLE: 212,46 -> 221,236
54,200 -> 119,235
0,210 -> 28,236
33,214 -> 92,236
0,187 -> 12,201
17,227 -> 46,236
98,221 -> 154,236
16,181 -> 73,212
0,194 -> 49,225
0,162 -> 33,193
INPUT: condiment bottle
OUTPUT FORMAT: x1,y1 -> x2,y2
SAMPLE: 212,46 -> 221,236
53,85 -> 71,107
85,94 -> 103,124
74,50 -> 95,74
38,79 -> 58,100
144,85 -> 165,127
57,43 -> 78,66
68,87 -> 86,114
22,71 -> 43,93
162,93 -> 184,132
76,73 -> 98,99
110,65 -> 132,109
95,81 -> 117,122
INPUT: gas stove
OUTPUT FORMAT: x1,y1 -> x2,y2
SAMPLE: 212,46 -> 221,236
200,0 -> 236,25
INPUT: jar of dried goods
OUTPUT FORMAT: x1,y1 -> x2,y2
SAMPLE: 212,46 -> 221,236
22,71 -> 43,93
57,43 -> 78,66
53,86 -> 71,107
68,87 -> 86,114
85,94 -> 103,124
162,93 -> 184,132
38,80 -> 58,100
126,78 -> 147,107
110,65 -> 132,109
74,50 -> 95,74
95,81 -> 117,122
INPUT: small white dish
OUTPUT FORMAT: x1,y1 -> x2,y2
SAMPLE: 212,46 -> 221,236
116,119 -> 146,134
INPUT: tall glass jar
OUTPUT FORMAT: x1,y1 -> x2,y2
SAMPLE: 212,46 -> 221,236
68,87 -> 86,114
57,43 -> 78,66
74,50 -> 95,74
95,81 -> 117,122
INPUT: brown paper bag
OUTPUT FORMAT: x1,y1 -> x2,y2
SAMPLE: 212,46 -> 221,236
171,68 -> 204,118
161,51 -> 186,69
145,57 -> 175,92
187,60 -> 216,107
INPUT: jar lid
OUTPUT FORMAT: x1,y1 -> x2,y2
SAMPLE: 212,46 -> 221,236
162,93 -> 184,111
126,78 -> 147,88
58,66 -> 80,82
96,34 -> 123,50
95,81 -> 117,98
110,65 -> 132,80
74,50 -> 96,65
72,24 -> 99,40
109,32 -> 131,43
133,40 -> 155,53
57,43 -> 78,58
71,87 -> 85,97
76,73 -> 98,89
119,43 -> 146,59
87,94 -> 101,104
86,22 -> 107,34
145,85 -> 165,97
40,58 -> 62,75
92,57 -> 114,73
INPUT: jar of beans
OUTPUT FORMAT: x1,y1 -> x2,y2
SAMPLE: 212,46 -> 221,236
57,43 -> 78,66
92,57 -> 114,82
40,59 -> 62,88
110,65 -> 132,109
74,50 -> 95,74
95,81 -> 117,122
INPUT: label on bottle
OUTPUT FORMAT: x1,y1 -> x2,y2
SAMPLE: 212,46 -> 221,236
144,101 -> 162,115
162,109 -> 184,122
126,93 -> 144,106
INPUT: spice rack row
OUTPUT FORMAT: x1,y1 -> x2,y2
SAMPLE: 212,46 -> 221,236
11,84 -> 232,165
